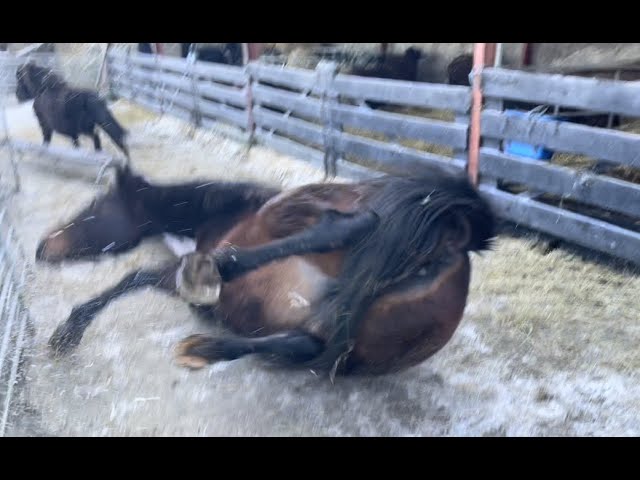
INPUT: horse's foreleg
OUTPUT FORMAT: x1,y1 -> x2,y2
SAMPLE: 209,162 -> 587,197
41,128 -> 52,146
92,131 -> 102,151
175,330 -> 325,369
34,115 -> 52,145
48,262 -> 180,357
176,209 -> 379,306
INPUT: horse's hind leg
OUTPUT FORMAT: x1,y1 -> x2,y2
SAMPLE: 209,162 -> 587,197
48,261 -> 180,356
175,330 -> 324,369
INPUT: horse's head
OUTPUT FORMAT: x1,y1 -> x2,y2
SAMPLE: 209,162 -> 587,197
15,62 -> 65,102
404,47 -> 422,62
35,165 -> 152,263
15,63 -> 37,102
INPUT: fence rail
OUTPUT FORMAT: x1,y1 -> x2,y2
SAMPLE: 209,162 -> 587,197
105,50 -> 640,266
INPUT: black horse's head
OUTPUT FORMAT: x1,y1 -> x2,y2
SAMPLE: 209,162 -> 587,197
35,165 -> 151,263
447,54 -> 474,86
404,47 -> 422,62
15,61 -> 65,102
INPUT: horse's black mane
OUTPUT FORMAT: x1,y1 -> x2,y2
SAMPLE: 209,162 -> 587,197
114,165 -> 281,237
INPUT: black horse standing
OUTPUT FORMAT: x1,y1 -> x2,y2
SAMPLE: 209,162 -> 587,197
15,61 -> 130,159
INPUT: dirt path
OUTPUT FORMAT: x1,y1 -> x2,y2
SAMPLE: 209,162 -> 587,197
2,100 -> 639,436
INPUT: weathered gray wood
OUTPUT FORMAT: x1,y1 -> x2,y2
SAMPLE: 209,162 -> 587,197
254,130 -> 379,181
156,55 -> 190,75
115,78 -> 246,128
332,131 -> 466,176
197,82 -> 247,108
151,70 -> 191,92
123,52 -> 156,68
482,67 -> 640,117
252,84 -> 323,120
254,129 -> 323,169
253,107 -> 325,146
113,86 -> 193,122
481,109 -> 640,169
198,98 -> 248,129
9,140 -> 121,166
453,113 -> 470,163
331,103 -> 468,149
480,147 -> 640,219
112,80 -> 158,101
333,74 -> 471,113
247,63 -> 317,92
193,61 -> 247,86
479,184 -> 640,266
316,61 -> 340,177
113,63 -> 246,110
109,63 -> 164,93
200,117 -> 250,143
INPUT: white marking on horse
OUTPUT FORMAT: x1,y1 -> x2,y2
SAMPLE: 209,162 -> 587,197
288,291 -> 310,309
163,233 -> 197,258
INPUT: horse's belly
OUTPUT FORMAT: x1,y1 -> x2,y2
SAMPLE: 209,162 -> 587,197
349,253 -> 471,375
219,256 -> 332,336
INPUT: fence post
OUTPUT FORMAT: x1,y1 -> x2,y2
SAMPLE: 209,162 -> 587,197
186,48 -> 202,129
245,62 -> 256,146
126,46 -> 137,102
316,60 -> 339,179
467,43 -> 496,186
152,50 -> 164,115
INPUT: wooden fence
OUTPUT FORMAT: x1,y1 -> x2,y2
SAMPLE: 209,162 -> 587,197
106,50 -> 640,266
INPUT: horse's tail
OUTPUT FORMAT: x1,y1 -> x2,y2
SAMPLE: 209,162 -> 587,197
86,93 -> 130,160
304,167 -> 497,374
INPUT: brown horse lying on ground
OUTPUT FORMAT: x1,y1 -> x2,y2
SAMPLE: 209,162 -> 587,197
37,162 -> 495,379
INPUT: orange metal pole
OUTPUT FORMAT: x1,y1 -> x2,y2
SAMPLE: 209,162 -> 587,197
467,43 -> 486,185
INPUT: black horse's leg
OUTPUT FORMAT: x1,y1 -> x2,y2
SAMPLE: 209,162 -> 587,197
175,331 -> 325,369
216,209 -> 378,282
41,127 -> 53,146
92,131 -> 102,151
175,209 -> 378,306
71,136 -> 80,148
48,261 -> 180,356
33,110 -> 52,145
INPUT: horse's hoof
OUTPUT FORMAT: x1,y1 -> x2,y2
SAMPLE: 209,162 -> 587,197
48,321 -> 83,357
176,253 -> 222,306
174,334 -> 213,370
